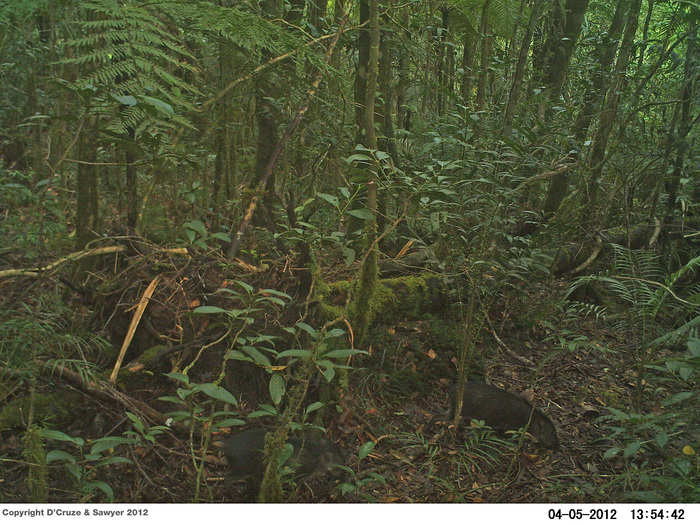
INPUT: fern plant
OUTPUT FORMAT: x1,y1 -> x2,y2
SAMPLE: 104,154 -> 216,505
60,0 -> 201,136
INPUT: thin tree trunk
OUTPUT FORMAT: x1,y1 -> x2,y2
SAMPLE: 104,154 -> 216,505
461,21 -> 477,107
476,0 -> 491,111
664,16 -> 698,223
503,0 -> 543,138
587,0 -> 642,221
572,0 -> 627,143
356,0 -> 370,143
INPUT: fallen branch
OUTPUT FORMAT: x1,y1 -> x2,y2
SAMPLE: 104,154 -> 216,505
32,360 -> 174,428
0,246 -> 188,279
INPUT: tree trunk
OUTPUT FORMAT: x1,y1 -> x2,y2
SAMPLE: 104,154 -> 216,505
586,0 -> 642,223
503,0 -> 543,138
355,0 -> 370,143
542,0 -> 590,108
254,0 -> 283,226
436,8 -> 450,115
475,0 -> 492,112
461,22 -> 477,108
572,0 -> 627,144
664,16 -> 698,224
76,117 -> 99,249
396,6 -> 411,129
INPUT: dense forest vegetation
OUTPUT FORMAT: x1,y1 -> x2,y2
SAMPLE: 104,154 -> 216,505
0,0 -> 698,503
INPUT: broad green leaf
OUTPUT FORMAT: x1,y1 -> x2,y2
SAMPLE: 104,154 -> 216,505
317,192 -> 339,207
163,372 -> 190,385
90,437 -> 132,455
140,95 -> 174,116
46,450 -> 78,463
358,441 -> 375,460
234,280 -> 255,294
259,289 -> 292,300
211,232 -> 231,242
40,430 -> 84,446
304,401 -> 324,415
185,219 -> 207,236
623,441 -> 642,458
196,383 -> 238,405
347,208 -> 373,220
296,322 -> 318,337
277,349 -> 313,359
661,391 -> 694,406
269,374 -> 285,405
655,432 -> 669,449
241,345 -> 272,367
212,418 -> 246,430
603,447 -> 621,459
344,153 -> 371,164
157,396 -> 186,405
85,481 -> 114,502
193,305 -> 227,314
112,94 -> 137,106
96,457 -> 132,467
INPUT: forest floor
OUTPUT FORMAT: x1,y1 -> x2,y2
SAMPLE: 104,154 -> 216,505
0,248 -> 678,503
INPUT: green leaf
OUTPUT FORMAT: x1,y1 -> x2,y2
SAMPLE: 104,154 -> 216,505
304,402 -> 324,415
234,280 -> 255,294
269,374 -> 285,405
339,482 -> 356,495
347,208 -> 373,220
46,450 -> 78,463
96,457 -> 132,468
655,432 -> 669,449
296,322 -> 318,338
90,437 -> 132,455
325,328 -> 345,338
322,349 -> 368,359
193,305 -> 227,314
320,365 -> 335,382
225,350 -> 253,362
623,441 -> 642,458
196,383 -> 238,405
140,95 -> 174,117
112,94 -> 137,106
241,345 -> 272,367
259,289 -> 292,301
125,412 -> 145,433
157,396 -> 186,405
603,447 -> 621,459
85,481 -> 114,502
661,391 -> 694,406
342,247 -> 355,265
277,349 -> 312,359
317,192 -> 339,208
211,232 -> 232,242
185,219 -> 207,236
248,404 -> 278,418
212,418 -> 246,430
358,441 -> 375,460
344,153 -> 371,164
40,430 -> 84,446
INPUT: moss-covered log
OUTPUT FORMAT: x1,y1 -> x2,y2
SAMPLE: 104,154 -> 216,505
318,272 -> 450,332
